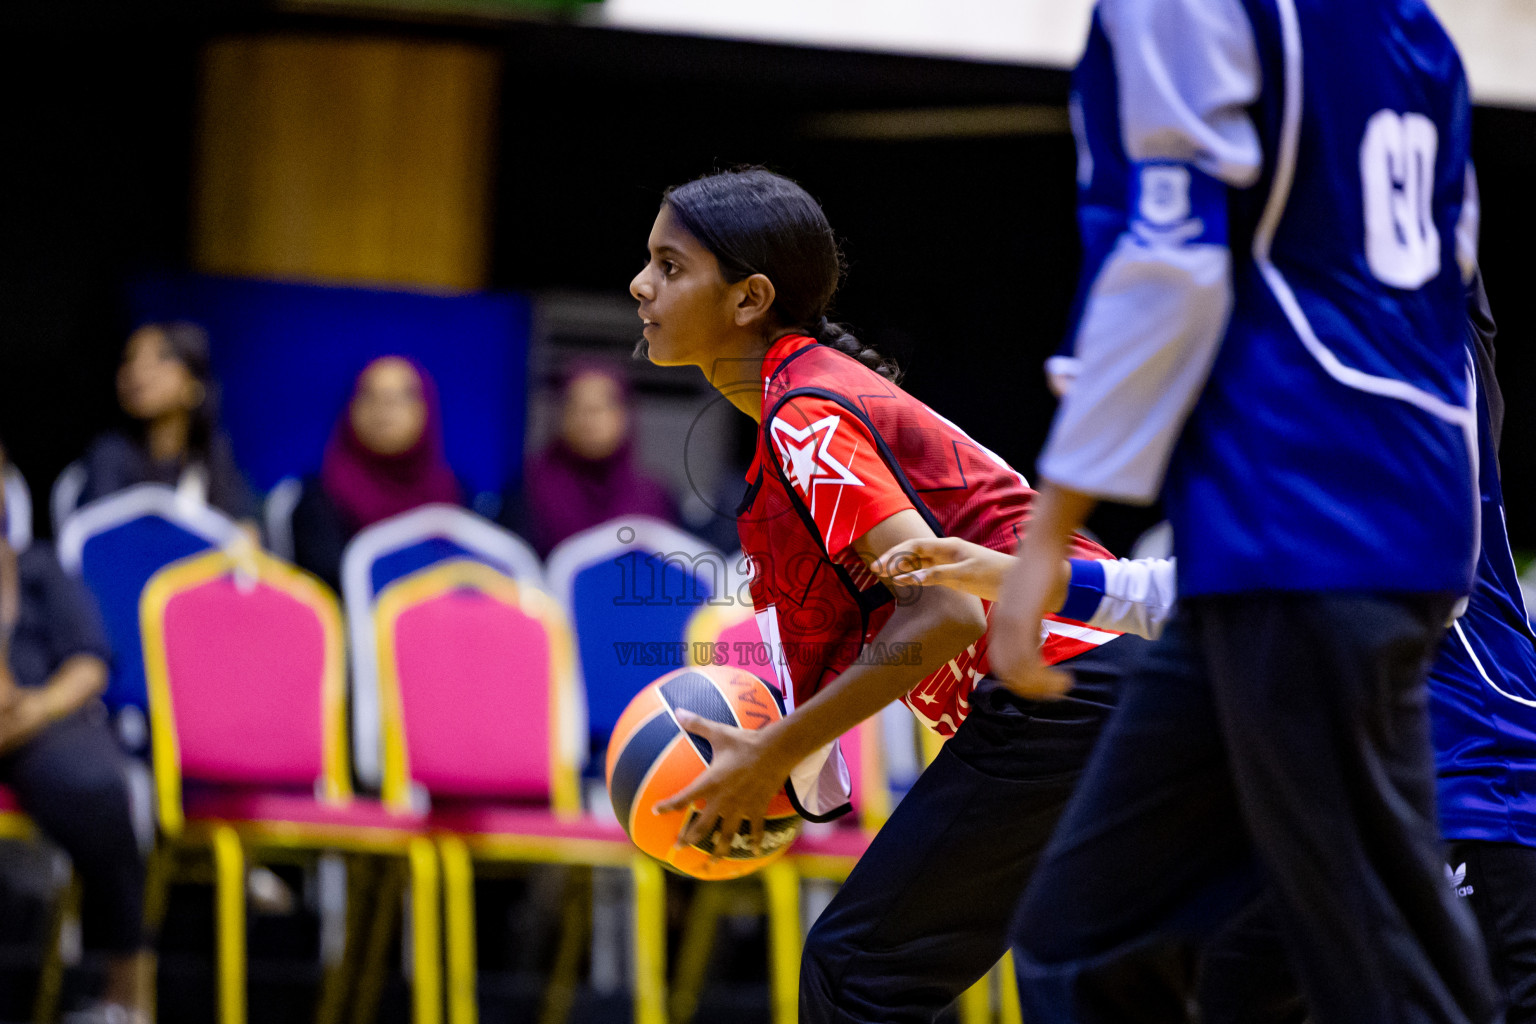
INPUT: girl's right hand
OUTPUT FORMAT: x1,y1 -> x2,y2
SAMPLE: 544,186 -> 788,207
871,537 -> 1014,602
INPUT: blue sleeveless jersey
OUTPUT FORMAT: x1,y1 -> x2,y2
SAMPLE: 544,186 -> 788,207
1429,328 -> 1536,844
1068,0 -> 1477,596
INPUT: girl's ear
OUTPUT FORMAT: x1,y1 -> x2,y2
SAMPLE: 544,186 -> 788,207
732,273 -> 778,329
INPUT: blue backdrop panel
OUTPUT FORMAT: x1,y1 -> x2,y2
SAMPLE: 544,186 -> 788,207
127,274 -> 532,497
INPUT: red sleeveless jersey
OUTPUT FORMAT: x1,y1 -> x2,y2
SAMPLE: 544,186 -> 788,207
738,335 -> 1118,743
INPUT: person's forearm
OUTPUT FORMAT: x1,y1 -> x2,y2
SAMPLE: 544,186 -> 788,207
35,655 -> 107,722
1019,484 -> 1099,569
760,589 -> 986,770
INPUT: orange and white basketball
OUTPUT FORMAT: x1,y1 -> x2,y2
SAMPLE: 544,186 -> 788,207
605,665 -> 802,880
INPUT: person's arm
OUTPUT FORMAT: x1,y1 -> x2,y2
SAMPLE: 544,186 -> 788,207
993,0 -> 1261,695
656,508 -> 986,856
0,539 -> 19,710
871,537 -> 1178,641
1063,557 -> 1178,641
871,536 -> 1062,606
0,550 -> 111,754
0,654 -> 108,755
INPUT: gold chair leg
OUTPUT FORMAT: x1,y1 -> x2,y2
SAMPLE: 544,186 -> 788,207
32,874 -> 81,1024
668,881 -> 728,1024
315,855 -> 375,1024
210,826 -> 247,1024
438,837 -> 477,1024
997,951 -> 1023,1024
761,861 -> 801,1024
956,968 -> 991,1024
351,859 -> 407,1024
537,868 -> 590,1024
408,837 -> 443,1024
629,857 -> 667,1024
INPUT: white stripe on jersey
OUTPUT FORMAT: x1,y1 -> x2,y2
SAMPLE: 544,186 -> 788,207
1453,620 -> 1536,710
1042,619 -> 1121,646
1254,0 -> 1476,434
754,605 -> 791,709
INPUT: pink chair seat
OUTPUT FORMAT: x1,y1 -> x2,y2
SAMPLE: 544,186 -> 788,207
183,788 -> 426,836
791,826 -> 875,861
0,786 -> 21,814
428,803 -> 630,844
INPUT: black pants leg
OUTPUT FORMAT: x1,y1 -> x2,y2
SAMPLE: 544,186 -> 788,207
1448,840 -> 1536,1024
1203,595 -> 1495,1024
1197,897 -> 1308,1024
1011,614 -> 1259,1024
0,709 -> 147,955
1014,596 -> 1500,1024
798,638 -> 1137,1024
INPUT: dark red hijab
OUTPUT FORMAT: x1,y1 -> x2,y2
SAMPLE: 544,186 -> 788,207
521,361 -> 674,556
320,357 -> 462,531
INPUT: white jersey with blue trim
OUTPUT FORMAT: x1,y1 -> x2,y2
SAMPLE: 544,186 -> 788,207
1044,0 -> 1478,596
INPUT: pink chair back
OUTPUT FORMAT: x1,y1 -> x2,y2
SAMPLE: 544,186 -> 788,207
374,560 -> 579,813
141,550 -> 348,835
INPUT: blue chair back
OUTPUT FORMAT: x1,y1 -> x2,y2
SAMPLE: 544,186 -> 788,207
58,486 -> 241,724
546,517 -> 726,765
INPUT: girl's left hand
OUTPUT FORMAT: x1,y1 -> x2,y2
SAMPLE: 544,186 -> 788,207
652,711 -> 795,860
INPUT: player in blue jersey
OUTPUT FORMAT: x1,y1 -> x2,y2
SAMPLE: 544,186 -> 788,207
879,270 -> 1536,1020
976,1 -> 1499,1022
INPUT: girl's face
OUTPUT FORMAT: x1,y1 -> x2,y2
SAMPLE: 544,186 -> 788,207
350,357 -> 427,456
117,327 -> 200,422
629,206 -> 739,369
560,371 -> 629,461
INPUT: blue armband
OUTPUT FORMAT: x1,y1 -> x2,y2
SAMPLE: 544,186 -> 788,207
1058,558 -> 1108,624
1128,162 -> 1228,248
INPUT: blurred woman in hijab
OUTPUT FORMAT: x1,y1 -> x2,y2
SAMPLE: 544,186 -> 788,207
291,356 -> 462,591
504,361 -> 676,557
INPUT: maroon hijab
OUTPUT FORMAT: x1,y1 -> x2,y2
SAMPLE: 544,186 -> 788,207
320,357 -> 462,531
521,362 -> 674,556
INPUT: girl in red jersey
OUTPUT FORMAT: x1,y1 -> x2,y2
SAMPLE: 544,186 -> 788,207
632,168 -> 1146,1023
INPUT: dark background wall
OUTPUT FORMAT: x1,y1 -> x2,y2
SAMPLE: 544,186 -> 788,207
1,9 -> 1532,555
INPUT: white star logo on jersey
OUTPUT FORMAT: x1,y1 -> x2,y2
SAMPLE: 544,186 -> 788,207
769,414 -> 864,501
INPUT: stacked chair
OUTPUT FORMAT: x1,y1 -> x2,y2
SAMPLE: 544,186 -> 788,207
139,546 -> 438,1024
543,516 -> 727,775
364,557 -> 665,1024
57,484 -> 245,753
16,487 -> 1000,1021
341,503 -> 543,794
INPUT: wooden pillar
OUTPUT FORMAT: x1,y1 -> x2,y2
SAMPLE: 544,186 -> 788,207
193,35 -> 499,291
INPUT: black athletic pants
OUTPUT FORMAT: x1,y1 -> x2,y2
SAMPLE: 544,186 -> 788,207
1011,595 -> 1500,1024
1199,840 -> 1536,1024
798,637 -> 1142,1024
0,708 -> 146,955
1448,841 -> 1536,1023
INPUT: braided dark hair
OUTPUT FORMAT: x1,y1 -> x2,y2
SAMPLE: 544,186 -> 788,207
663,169 -> 901,382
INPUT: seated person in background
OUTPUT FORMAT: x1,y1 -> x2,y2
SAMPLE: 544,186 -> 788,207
0,438 -> 151,1024
502,360 -> 676,558
291,356 -> 462,592
79,321 -> 257,527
